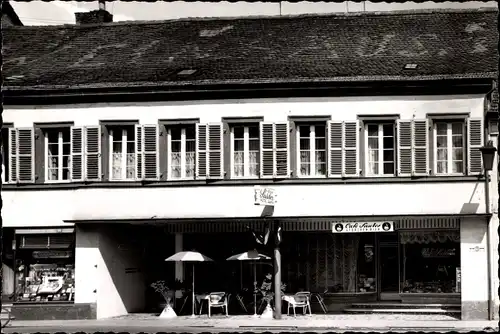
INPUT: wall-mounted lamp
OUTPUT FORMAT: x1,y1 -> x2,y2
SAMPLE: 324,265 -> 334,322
480,140 -> 497,172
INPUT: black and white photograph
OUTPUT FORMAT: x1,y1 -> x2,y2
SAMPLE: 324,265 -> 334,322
0,0 -> 499,333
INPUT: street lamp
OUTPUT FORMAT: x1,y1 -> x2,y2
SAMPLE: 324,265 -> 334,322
479,140 -> 497,216
480,140 -> 497,172
479,140 -> 497,321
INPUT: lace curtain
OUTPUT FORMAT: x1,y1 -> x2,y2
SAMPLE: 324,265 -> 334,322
233,151 -> 258,176
170,152 -> 195,178
112,152 -> 135,179
311,234 -> 360,293
399,230 -> 460,244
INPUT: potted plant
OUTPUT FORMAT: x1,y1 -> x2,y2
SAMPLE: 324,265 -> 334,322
150,280 -> 177,318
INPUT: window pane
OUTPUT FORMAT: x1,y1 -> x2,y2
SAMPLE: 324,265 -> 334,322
436,136 -> 447,148
48,143 -> 59,156
47,130 -> 59,144
437,148 -> 447,160
186,152 -> 195,178
185,126 -> 196,140
383,162 -> 394,175
316,162 -> 326,176
452,148 -> 463,161
233,126 -> 244,139
248,126 -> 259,139
437,161 -> 447,174
47,168 -> 58,181
186,140 -> 195,153
300,163 -> 311,176
315,125 -> 326,138
112,141 -> 122,154
171,141 -> 181,153
299,126 -> 310,138
451,123 -> 463,135
300,138 -> 310,150
62,130 -> 71,142
368,138 -> 378,149
368,149 -> 379,162
111,153 -> 122,179
249,139 -> 259,151
315,138 -> 326,150
383,150 -> 394,163
452,161 -> 463,174
452,136 -> 463,148
63,143 -> 71,156
368,161 -> 378,175
436,123 -> 447,135
383,137 -> 394,149
171,128 -> 181,140
367,125 -> 378,137
382,124 -> 394,136
315,150 -> 326,164
234,139 -> 244,152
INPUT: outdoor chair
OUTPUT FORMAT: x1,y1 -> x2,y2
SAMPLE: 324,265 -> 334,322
285,292 -> 312,317
207,292 -> 230,317
310,289 -> 328,313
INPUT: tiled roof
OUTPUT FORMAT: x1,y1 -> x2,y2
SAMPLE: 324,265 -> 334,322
3,8 -> 498,91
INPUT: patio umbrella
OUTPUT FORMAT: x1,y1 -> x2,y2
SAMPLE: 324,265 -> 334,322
165,251 -> 214,317
226,249 -> 271,316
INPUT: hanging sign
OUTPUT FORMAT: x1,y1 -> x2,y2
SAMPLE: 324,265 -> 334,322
456,267 -> 461,293
32,250 -> 72,259
254,186 -> 277,206
332,221 -> 394,233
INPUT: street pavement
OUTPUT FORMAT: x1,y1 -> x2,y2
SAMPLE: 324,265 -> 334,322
3,314 -> 499,333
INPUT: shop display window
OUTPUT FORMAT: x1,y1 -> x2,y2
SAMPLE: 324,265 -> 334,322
399,230 -> 460,294
14,233 -> 75,303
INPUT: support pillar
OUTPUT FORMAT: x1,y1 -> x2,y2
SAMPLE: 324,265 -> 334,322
174,233 -> 184,282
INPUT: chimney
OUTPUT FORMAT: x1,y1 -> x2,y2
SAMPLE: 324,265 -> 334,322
75,0 -> 113,25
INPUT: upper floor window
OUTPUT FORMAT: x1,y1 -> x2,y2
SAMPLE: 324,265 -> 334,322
1,129 -> 8,183
109,125 -> 135,180
434,121 -> 464,175
231,124 -> 259,178
297,124 -> 326,177
168,125 -> 195,180
45,128 -> 71,182
365,123 -> 395,176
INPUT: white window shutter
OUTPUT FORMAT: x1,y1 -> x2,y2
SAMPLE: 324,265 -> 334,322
275,122 -> 289,178
16,128 -> 35,183
343,121 -> 359,177
195,123 -> 208,179
260,122 -> 274,179
143,124 -> 160,181
8,128 -> 17,183
397,120 -> 412,177
412,119 -> 429,176
207,123 -> 223,179
467,117 -> 484,175
70,126 -> 84,182
327,121 -> 342,178
134,124 -> 144,180
84,126 -> 102,181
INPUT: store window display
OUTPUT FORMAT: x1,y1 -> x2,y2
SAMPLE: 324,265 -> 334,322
399,230 -> 460,294
14,232 -> 75,303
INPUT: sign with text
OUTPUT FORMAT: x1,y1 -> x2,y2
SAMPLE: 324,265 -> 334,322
456,267 -> 461,293
332,221 -> 394,233
32,250 -> 73,259
254,186 -> 277,206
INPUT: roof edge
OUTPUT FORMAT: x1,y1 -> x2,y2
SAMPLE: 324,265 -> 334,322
3,6 -> 497,29
4,73 -> 498,92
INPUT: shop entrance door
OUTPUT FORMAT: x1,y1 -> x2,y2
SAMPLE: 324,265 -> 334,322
378,233 -> 401,301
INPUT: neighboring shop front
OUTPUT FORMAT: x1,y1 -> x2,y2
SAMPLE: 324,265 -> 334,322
1,228 -> 92,320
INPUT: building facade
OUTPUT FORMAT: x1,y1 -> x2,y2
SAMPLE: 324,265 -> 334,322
1,8 -> 499,321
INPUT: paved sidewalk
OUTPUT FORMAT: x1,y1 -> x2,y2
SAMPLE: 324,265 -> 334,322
7,314 -> 499,332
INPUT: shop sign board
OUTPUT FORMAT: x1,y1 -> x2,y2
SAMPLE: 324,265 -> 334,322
32,250 -> 73,259
456,267 -> 461,293
254,186 -> 277,206
332,221 -> 394,233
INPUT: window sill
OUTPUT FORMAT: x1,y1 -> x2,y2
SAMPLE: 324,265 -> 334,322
2,175 -> 484,191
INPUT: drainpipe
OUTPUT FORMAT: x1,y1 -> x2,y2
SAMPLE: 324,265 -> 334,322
485,168 -> 493,320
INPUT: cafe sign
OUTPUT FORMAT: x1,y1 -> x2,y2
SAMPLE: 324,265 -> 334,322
254,186 -> 277,206
32,250 -> 72,259
332,221 -> 394,233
